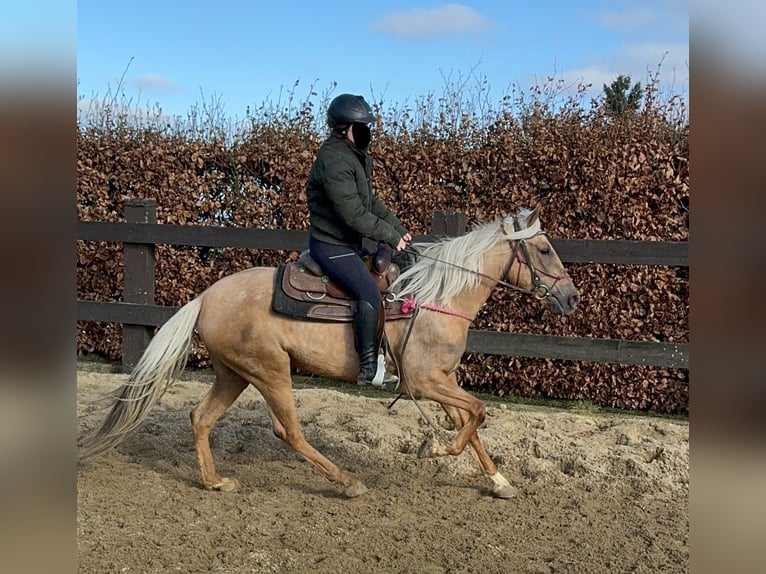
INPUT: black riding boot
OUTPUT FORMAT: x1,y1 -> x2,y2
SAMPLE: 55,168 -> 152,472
353,301 -> 398,386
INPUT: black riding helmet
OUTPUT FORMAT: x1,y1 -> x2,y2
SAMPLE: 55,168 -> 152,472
326,94 -> 375,129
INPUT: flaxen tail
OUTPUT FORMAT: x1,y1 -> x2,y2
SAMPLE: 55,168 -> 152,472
79,297 -> 203,460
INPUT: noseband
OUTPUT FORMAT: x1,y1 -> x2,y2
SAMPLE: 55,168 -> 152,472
505,234 -> 567,301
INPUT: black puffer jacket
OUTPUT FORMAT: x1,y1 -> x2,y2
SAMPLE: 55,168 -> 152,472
306,135 -> 406,248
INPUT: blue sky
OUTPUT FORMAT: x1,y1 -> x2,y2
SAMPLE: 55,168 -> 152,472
76,1 -> 689,120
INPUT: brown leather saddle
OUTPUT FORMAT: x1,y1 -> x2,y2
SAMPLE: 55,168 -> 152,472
272,245 -> 414,322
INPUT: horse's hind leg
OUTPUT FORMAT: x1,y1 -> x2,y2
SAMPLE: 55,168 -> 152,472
190,359 -> 248,492
260,385 -> 368,497
441,403 -> 517,499
251,354 -> 368,498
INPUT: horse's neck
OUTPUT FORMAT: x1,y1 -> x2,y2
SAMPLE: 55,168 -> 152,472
450,242 -> 509,318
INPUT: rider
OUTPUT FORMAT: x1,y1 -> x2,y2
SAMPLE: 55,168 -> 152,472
305,93 -> 412,386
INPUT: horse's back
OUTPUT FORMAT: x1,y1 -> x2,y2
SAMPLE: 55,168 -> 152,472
203,266 -> 275,305
196,267 -> 276,347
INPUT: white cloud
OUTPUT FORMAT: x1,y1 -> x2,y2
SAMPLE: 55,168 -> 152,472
596,1 -> 688,33
132,74 -> 180,92
624,41 -> 688,71
558,41 -> 689,102
591,0 -> 688,93
76,93 -> 174,126
371,3 -> 492,39
596,8 -> 654,32
559,65 -> 614,94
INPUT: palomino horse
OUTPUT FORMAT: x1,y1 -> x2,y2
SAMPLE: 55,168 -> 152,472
79,206 -> 580,498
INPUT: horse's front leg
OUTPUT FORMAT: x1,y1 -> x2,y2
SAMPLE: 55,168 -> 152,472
410,372 -> 517,498
441,402 -> 517,499
411,372 -> 485,457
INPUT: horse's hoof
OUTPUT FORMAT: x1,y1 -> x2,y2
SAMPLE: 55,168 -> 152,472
491,483 -> 517,499
344,480 -> 368,498
210,477 -> 240,492
417,436 -> 442,458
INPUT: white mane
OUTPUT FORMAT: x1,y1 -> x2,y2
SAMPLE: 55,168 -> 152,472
390,221 -> 500,307
391,209 -> 538,307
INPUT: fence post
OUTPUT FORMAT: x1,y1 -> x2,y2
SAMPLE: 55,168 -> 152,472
122,198 -> 157,372
430,210 -> 466,237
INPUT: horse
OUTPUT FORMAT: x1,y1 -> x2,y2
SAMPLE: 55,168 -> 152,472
78,206 -> 580,499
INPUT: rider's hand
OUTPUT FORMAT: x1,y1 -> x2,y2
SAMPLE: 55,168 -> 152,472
396,236 -> 408,252
402,232 -> 412,243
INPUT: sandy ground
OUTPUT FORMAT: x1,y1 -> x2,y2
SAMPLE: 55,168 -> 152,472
77,368 -> 688,574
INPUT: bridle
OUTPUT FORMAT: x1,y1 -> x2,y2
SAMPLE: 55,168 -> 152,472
401,220 -> 569,304
504,218 -> 569,302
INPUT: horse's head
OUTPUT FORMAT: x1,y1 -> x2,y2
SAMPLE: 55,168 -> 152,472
501,206 -> 580,316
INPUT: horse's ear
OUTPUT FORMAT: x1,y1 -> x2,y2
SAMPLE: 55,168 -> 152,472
526,205 -> 541,227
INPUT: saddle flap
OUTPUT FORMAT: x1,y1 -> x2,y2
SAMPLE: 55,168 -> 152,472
283,262 -> 352,301
286,262 -> 328,293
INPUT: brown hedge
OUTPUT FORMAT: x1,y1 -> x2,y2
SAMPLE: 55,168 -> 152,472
77,92 -> 688,414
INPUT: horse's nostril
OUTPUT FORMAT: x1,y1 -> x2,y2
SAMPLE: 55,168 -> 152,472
570,293 -> 581,308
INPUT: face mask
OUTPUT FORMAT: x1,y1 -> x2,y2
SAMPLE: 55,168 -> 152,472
351,122 -> 371,150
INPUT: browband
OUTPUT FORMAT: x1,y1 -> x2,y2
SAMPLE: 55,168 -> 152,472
502,218 -> 541,240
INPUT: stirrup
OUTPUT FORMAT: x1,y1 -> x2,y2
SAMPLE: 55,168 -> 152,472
357,353 -> 399,388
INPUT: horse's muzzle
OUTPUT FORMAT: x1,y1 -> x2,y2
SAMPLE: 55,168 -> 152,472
548,289 -> 580,316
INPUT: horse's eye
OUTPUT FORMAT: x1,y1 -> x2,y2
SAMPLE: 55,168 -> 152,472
540,247 -> 550,255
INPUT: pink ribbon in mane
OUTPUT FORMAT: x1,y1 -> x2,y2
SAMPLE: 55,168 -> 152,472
400,299 -> 473,322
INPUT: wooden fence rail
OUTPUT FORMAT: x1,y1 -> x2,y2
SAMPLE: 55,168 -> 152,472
77,199 -> 689,372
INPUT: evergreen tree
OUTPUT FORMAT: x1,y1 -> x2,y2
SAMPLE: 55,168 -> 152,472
603,75 -> 642,116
